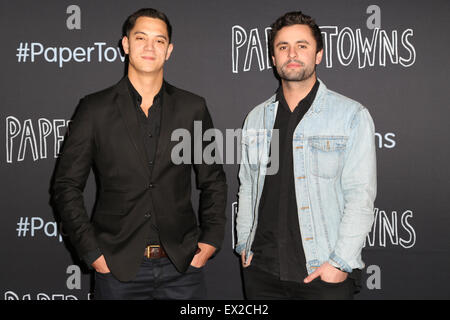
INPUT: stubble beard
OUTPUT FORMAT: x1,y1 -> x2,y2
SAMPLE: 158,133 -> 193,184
277,60 -> 316,82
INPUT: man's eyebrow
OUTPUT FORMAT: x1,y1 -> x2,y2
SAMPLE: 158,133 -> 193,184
156,34 -> 168,41
133,31 -> 168,40
133,31 -> 147,36
275,39 -> 311,46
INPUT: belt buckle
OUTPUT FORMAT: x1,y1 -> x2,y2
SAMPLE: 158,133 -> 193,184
145,245 -> 160,258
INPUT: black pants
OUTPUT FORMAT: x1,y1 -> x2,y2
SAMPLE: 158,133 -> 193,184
243,265 -> 355,300
94,257 -> 206,300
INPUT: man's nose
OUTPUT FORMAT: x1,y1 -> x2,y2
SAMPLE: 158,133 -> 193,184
288,46 -> 297,58
144,39 -> 155,51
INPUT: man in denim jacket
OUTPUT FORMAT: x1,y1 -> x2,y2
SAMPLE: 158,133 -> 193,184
235,11 -> 377,299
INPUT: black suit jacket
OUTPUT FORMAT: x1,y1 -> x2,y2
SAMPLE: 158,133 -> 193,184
52,77 -> 227,282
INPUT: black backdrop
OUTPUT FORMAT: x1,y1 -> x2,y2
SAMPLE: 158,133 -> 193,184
1,0 -> 449,300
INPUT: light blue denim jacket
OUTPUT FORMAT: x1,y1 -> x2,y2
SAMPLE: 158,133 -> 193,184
235,79 -> 377,274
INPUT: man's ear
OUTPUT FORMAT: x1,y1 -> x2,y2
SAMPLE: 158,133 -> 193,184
165,43 -> 174,61
122,36 -> 129,55
315,48 -> 323,65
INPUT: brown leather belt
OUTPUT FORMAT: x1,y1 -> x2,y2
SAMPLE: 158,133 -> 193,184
144,245 -> 168,259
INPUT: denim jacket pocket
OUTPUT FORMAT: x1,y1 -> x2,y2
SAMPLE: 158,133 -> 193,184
309,137 -> 348,179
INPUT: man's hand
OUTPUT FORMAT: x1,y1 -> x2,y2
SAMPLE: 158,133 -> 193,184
304,262 -> 348,284
92,255 -> 110,274
241,251 -> 253,268
190,242 -> 216,268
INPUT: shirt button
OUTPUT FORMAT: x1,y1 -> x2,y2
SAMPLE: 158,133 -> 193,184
144,213 -> 151,218
149,183 -> 154,189
149,161 -> 154,165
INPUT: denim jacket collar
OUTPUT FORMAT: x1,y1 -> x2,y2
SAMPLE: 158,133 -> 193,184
263,78 -> 327,129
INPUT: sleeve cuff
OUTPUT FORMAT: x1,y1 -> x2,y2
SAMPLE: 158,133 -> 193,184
82,248 -> 102,269
235,243 -> 245,255
329,252 -> 352,273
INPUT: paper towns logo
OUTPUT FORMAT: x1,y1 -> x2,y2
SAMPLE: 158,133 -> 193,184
364,208 -> 416,249
232,6 -> 416,73
5,116 -> 69,163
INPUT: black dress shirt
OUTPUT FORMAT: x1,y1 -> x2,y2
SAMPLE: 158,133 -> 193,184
127,77 -> 163,245
251,80 -> 319,283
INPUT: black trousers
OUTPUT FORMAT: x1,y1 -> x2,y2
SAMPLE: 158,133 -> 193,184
94,257 -> 206,300
243,265 -> 355,300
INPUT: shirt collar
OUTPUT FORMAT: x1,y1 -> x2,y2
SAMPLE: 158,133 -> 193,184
126,76 -> 165,107
276,78 -> 320,112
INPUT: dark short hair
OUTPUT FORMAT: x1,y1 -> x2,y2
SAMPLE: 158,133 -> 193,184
123,8 -> 172,42
268,11 -> 323,56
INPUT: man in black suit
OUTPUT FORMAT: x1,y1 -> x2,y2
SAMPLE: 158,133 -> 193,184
52,8 -> 227,300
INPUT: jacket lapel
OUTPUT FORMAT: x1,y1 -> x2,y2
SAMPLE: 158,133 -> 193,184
114,78 -> 151,176
153,85 -> 175,171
